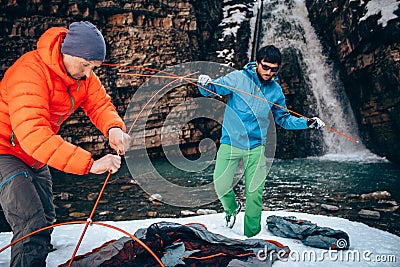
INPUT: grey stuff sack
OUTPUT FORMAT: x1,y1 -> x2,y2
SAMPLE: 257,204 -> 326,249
266,215 -> 350,250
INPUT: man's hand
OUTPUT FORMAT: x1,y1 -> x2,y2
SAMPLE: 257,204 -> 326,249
307,117 -> 325,129
198,75 -> 211,86
108,127 -> 131,155
90,154 -> 121,174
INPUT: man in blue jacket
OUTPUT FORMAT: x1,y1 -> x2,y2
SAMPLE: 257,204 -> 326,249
197,45 -> 325,237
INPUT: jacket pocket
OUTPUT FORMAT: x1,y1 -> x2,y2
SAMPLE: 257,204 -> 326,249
0,170 -> 28,192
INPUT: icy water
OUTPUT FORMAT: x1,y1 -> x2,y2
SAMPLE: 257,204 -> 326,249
1,156 -> 399,236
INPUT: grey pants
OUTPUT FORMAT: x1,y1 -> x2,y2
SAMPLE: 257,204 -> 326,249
0,155 -> 55,267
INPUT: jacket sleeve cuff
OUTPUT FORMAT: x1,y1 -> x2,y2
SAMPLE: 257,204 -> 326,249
85,158 -> 95,174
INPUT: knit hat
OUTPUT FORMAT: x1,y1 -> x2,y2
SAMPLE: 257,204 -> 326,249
61,21 -> 106,61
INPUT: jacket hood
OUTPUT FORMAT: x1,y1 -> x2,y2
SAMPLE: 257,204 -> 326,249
243,61 -> 257,73
36,27 -> 72,84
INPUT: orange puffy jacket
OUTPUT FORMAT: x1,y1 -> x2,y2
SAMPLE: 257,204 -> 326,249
0,26 -> 125,175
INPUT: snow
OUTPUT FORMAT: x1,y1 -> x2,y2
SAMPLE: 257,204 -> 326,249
1,211 -> 399,266
216,1 -> 255,66
216,48 -> 235,62
359,0 -> 399,27
219,3 -> 248,39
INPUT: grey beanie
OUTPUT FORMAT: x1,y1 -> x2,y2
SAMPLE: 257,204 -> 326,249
61,21 -> 106,61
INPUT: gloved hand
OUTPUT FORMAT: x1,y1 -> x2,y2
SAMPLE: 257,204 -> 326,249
90,154 -> 121,174
108,127 -> 131,155
307,117 -> 325,129
198,74 -> 211,86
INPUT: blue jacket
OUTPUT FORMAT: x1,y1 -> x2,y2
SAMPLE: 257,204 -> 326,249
199,62 -> 309,150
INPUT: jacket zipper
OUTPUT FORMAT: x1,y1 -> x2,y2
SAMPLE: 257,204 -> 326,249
56,82 -> 77,126
0,171 -> 28,191
10,131 -> 16,146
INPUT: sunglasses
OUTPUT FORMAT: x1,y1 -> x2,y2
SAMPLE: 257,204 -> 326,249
258,62 -> 279,72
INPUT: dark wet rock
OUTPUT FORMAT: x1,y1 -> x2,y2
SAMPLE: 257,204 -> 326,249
69,212 -> 86,218
374,200 -> 399,213
358,209 -> 381,220
374,206 -> 399,213
116,206 -> 126,211
326,197 -> 342,203
196,209 -> 217,215
149,193 -> 163,202
345,194 -> 360,199
262,205 -> 272,211
87,193 -> 99,201
378,200 -> 398,206
321,204 -> 340,211
55,192 -> 74,201
147,211 -> 158,217
360,191 -> 391,200
120,185 -> 133,190
181,210 -> 196,216
129,179 -> 139,185
63,204 -> 72,209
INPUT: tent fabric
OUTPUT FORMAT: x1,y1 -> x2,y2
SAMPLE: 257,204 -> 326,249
266,215 -> 350,250
59,221 -> 290,266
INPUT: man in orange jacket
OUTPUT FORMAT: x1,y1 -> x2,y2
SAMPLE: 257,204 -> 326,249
0,21 -> 130,266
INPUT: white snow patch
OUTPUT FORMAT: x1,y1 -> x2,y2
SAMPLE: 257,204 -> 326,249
360,0 -> 399,27
1,211 -> 399,266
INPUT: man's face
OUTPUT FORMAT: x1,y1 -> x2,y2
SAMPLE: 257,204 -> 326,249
256,60 -> 279,82
63,54 -> 102,80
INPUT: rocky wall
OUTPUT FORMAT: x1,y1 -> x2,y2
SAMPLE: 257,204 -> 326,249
0,0 -> 220,159
305,0 -> 400,163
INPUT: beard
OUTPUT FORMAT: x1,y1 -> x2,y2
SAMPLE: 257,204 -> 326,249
256,70 -> 273,83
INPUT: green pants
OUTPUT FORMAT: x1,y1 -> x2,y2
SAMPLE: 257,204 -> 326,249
213,144 -> 267,237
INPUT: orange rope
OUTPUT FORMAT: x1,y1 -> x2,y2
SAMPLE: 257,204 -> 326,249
116,66 -> 359,143
67,170 -> 113,266
118,68 -> 358,143
0,221 -> 86,253
0,221 -> 164,266
208,80 -> 360,143
103,63 -> 222,101
126,71 -> 204,135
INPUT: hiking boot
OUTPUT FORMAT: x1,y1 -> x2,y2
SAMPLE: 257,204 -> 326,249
225,202 -> 242,229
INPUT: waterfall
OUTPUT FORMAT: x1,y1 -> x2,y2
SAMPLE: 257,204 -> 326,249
257,0 -> 376,159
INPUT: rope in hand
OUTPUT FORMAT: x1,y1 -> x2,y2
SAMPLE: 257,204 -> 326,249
67,170 -> 113,267
67,148 -> 165,266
